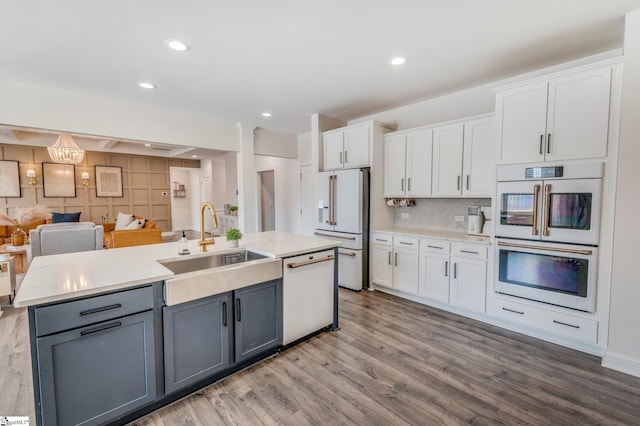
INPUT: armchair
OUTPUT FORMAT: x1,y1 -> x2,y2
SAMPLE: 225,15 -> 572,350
103,218 -> 162,249
29,222 -> 104,263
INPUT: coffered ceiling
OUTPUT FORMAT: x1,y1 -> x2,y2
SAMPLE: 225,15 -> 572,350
1,0 -> 640,141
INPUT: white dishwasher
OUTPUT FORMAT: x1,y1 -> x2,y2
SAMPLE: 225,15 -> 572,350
282,249 -> 335,345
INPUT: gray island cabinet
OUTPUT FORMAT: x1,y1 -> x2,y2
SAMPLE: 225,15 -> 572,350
16,231 -> 340,425
163,279 -> 282,395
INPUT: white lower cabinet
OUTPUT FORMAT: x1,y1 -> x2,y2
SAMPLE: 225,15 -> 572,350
392,236 -> 419,294
370,233 -> 419,294
449,243 -> 487,314
418,240 -> 450,303
371,234 -> 393,288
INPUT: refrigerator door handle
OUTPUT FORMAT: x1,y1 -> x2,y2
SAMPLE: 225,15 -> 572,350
329,174 -> 337,226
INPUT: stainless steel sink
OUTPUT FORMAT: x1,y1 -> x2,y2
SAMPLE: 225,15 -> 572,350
159,250 -> 248,275
159,249 -> 283,306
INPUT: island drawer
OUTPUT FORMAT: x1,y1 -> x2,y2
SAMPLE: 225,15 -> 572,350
34,286 -> 154,337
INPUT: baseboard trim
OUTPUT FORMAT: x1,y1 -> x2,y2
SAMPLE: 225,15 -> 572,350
602,351 -> 640,378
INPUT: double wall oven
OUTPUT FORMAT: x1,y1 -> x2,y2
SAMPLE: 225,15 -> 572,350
495,162 -> 603,312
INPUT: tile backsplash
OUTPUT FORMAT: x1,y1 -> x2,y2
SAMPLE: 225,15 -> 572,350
393,198 -> 492,232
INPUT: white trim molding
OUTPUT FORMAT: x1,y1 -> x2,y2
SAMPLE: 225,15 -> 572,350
602,351 -> 640,378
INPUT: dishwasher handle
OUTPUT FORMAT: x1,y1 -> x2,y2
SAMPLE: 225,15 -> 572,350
287,255 -> 335,269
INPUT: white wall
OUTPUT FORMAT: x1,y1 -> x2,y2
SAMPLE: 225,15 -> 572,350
0,79 -> 239,152
604,10 -> 640,378
297,132 -> 312,165
254,155 -> 299,234
254,128 -> 298,159
224,151 -> 238,206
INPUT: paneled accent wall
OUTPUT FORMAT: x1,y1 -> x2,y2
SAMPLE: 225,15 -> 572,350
0,144 -> 199,231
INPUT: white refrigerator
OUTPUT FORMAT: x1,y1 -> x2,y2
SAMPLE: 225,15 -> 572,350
313,168 -> 369,291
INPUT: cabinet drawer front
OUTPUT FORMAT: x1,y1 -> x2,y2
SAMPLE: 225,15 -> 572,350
394,236 -> 419,249
419,239 -> 450,254
488,297 -> 597,344
371,232 -> 392,246
451,243 -> 487,260
35,285 -> 154,337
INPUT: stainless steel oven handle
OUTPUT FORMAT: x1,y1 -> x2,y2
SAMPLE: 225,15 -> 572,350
497,241 -> 592,256
314,231 -> 356,240
287,255 -> 335,269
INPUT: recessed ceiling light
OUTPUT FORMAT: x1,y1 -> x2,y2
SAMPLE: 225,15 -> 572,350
262,112 -> 272,117
166,39 -> 189,52
191,155 -> 198,158
138,82 -> 156,89
390,57 -> 406,66
144,143 -> 151,147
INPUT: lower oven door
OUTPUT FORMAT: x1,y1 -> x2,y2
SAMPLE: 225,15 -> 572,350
494,239 -> 597,312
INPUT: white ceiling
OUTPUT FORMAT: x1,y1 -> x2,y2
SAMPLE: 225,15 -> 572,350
1,0 -> 640,139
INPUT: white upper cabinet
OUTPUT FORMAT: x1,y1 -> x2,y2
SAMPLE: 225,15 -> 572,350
432,123 -> 464,196
496,66 -> 611,164
323,132 -> 344,170
462,117 -> 495,196
384,114 -> 494,198
323,123 -> 372,170
384,129 -> 433,198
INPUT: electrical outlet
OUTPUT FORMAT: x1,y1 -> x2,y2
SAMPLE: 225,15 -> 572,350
455,215 -> 465,222
401,213 -> 410,219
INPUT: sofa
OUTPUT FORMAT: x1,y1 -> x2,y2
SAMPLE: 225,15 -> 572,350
29,222 -> 104,263
103,218 -> 162,249
0,219 -> 51,244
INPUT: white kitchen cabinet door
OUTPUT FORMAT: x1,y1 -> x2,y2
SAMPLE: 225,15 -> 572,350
418,251 -> 450,303
449,256 -> 486,313
392,247 -> 419,295
371,244 -> 393,288
406,129 -> 433,197
462,117 -> 495,197
545,67 -> 611,161
495,81 -> 548,164
432,123 -> 464,196
384,133 -> 407,198
344,124 -> 370,168
323,131 -> 344,170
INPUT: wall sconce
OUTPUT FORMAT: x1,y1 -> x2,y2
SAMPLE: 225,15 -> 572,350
81,171 -> 90,186
26,169 -> 37,187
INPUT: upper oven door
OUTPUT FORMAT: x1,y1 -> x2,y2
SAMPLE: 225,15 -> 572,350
496,180 -> 544,240
540,178 -> 602,246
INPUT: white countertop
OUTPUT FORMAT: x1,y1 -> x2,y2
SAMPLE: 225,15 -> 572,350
14,231 -> 340,308
373,226 -> 491,245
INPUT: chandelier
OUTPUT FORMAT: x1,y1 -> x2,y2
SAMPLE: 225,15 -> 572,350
47,133 -> 85,164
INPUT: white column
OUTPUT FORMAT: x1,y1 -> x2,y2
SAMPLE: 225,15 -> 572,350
236,124 -> 257,233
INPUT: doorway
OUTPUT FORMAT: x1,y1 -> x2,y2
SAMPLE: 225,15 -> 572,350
257,169 -> 276,232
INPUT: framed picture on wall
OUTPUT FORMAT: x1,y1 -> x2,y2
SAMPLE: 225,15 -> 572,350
0,160 -> 21,197
42,162 -> 76,198
95,165 -> 123,197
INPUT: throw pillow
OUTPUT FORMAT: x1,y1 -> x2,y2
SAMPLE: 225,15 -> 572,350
125,218 -> 145,230
115,212 -> 135,230
52,212 -> 81,223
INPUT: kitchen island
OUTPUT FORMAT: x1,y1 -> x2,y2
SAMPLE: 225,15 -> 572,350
15,231 -> 340,426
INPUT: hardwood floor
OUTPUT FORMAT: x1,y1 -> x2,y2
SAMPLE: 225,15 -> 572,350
1,289 -> 639,425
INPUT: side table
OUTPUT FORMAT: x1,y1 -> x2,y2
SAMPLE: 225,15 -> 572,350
0,244 -> 29,274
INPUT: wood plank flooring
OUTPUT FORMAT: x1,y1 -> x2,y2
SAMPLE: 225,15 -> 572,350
1,289 -> 639,425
